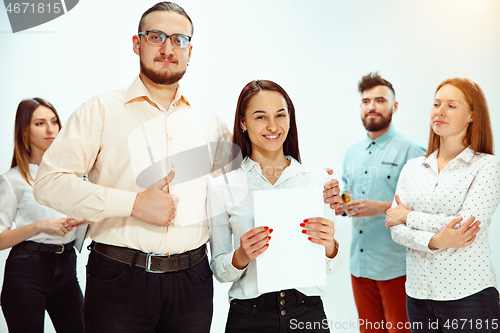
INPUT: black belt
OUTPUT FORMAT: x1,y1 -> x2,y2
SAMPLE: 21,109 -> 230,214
92,242 -> 207,273
14,240 -> 75,254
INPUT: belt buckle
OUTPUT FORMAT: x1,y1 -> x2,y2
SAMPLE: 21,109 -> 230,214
146,253 -> 169,273
55,244 -> 65,254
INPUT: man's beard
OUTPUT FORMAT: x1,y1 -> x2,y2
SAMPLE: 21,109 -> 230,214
362,107 -> 393,132
140,57 -> 186,85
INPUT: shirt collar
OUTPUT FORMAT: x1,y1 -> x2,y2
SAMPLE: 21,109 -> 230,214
241,156 -> 306,174
241,156 -> 260,173
422,149 -> 438,167
124,75 -> 190,111
457,146 -> 476,163
423,146 -> 475,167
364,126 -> 396,150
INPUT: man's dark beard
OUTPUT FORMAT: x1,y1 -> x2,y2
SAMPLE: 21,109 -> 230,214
140,59 -> 186,85
362,108 -> 393,132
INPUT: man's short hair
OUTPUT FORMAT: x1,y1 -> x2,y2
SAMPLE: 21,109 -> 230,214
138,2 -> 194,35
358,72 -> 395,98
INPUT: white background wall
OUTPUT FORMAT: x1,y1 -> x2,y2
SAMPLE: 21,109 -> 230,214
0,0 -> 499,332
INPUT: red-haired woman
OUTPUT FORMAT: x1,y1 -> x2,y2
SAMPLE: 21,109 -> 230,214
0,98 -> 84,332
386,79 -> 500,332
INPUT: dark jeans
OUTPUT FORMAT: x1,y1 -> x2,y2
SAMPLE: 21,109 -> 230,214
1,243 -> 84,333
225,289 -> 329,333
406,287 -> 500,333
83,245 -> 214,333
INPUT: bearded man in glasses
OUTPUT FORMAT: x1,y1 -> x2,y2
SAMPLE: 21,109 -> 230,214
337,72 -> 425,333
33,2 -> 341,332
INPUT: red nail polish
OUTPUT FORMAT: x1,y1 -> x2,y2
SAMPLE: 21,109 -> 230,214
264,226 -> 269,230
303,219 -> 308,222
266,243 -> 269,247
302,230 -> 306,234
308,237 -> 312,241
268,236 -> 271,240
300,223 -> 305,227
269,229 -> 274,233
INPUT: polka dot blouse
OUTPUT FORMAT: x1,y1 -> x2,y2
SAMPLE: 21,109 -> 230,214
390,147 -> 500,301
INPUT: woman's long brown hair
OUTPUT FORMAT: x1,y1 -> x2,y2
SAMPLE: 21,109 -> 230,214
11,98 -> 62,185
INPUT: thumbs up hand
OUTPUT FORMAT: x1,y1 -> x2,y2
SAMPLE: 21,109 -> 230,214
132,171 -> 179,227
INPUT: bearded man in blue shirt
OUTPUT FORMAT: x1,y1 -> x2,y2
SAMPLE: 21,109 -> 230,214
337,72 -> 425,333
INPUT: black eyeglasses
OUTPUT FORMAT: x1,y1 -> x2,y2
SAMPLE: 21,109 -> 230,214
138,30 -> 191,49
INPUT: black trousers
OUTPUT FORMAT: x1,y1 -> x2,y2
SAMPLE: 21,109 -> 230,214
225,289 -> 329,333
1,243 -> 84,333
406,287 -> 500,333
83,245 -> 214,333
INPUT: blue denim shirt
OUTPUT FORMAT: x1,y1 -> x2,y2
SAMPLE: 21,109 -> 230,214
342,126 -> 425,280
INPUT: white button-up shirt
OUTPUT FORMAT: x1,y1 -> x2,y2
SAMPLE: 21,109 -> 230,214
0,164 -> 75,245
208,157 -> 342,301
391,147 -> 500,300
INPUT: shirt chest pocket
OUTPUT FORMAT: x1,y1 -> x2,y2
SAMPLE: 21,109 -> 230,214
372,164 -> 401,201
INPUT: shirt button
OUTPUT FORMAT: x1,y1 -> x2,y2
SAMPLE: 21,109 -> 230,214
359,230 -> 363,234
360,249 -> 364,252
281,310 -> 286,316
387,175 -> 391,179
365,171 -> 367,174
362,191 -> 365,194
280,291 -> 285,297
280,300 -> 285,306
372,142 -> 376,145
369,152 -> 372,154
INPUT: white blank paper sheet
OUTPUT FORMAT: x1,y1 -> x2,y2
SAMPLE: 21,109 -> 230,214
254,187 -> 326,294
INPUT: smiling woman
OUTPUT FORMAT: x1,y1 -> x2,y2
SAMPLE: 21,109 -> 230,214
240,89 -> 291,182
208,80 -> 342,333
233,80 -> 301,167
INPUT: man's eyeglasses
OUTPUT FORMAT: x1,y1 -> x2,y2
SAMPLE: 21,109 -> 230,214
138,30 -> 191,49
